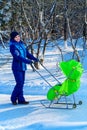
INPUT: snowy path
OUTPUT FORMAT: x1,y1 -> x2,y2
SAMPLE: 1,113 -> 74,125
0,93 -> 87,130
0,47 -> 87,130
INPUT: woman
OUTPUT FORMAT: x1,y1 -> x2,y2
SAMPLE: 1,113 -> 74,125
9,31 -> 38,105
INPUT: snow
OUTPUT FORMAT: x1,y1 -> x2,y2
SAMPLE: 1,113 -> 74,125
0,41 -> 87,130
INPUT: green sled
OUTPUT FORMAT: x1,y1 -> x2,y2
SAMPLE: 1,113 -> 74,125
47,60 -> 83,101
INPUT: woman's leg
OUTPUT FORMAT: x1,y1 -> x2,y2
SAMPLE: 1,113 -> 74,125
11,70 -> 25,103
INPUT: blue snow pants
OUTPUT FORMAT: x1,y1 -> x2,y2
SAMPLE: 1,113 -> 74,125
11,70 -> 25,103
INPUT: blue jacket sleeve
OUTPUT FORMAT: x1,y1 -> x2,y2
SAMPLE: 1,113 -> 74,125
26,49 -> 38,62
10,45 -> 32,64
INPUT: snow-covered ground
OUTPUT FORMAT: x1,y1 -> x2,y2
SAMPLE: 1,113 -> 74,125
0,40 -> 87,130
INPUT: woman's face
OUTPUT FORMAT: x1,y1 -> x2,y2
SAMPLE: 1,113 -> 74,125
14,35 -> 20,42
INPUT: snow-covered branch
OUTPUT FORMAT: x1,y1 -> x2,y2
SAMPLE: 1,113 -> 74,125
0,34 -> 6,49
21,0 -> 33,33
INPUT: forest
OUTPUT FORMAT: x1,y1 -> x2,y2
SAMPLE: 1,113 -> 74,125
0,0 -> 87,68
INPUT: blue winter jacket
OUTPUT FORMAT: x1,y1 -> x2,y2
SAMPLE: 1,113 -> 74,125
10,40 -> 38,71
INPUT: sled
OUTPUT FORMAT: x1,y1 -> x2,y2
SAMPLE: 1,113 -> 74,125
35,59 -> 83,109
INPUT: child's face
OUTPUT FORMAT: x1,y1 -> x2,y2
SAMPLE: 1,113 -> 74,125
14,35 -> 20,42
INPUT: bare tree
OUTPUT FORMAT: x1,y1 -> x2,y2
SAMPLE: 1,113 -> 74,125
0,0 -> 87,65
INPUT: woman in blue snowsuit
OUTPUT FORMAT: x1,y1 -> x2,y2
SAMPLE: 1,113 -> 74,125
10,31 -> 38,105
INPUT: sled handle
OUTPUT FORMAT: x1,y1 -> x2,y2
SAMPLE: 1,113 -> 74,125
39,62 -> 61,84
35,68 -> 53,87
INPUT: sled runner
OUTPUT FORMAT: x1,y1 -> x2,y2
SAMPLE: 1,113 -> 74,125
35,59 -> 83,109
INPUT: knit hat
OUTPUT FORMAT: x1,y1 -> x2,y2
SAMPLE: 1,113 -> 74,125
10,31 -> 19,40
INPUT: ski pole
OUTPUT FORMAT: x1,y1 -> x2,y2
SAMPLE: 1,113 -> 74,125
39,61 -> 61,84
